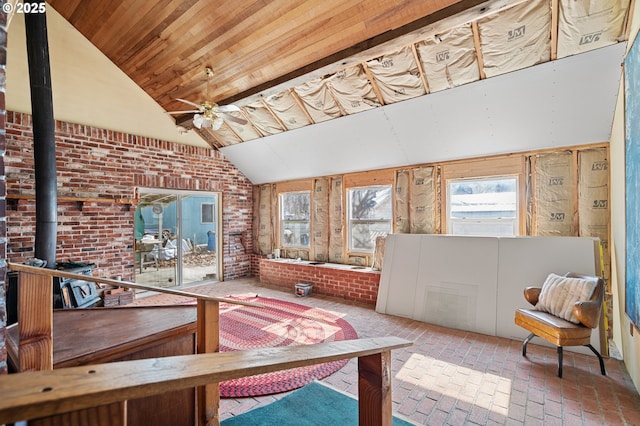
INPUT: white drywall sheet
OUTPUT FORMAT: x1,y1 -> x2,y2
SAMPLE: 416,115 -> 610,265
376,235 -> 602,354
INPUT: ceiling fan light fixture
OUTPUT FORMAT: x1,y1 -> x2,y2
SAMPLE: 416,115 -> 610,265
193,113 -> 205,129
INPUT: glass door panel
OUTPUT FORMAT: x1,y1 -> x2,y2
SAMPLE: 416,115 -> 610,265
180,194 -> 218,285
134,190 -> 220,289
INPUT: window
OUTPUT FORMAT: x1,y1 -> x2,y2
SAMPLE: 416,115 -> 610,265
280,191 -> 310,248
347,185 -> 392,252
447,177 -> 518,236
201,203 -> 215,224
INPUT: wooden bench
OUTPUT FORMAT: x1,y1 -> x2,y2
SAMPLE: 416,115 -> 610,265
0,336 -> 412,425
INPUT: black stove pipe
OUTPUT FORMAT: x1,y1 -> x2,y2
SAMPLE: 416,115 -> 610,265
25,5 -> 57,268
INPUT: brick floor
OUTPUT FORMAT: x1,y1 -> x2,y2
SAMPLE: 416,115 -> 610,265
129,277 -> 640,425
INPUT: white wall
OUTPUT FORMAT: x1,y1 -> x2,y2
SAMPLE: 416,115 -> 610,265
6,8 -> 207,147
610,0 -> 640,393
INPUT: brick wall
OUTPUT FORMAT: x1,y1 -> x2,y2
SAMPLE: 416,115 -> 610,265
0,6 -> 7,376
5,112 -> 253,281
259,258 -> 381,305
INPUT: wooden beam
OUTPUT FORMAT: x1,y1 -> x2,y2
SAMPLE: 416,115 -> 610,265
0,337 -> 412,424
8,263 -> 263,309
361,62 -> 386,106
471,21 -> 487,80
288,88 -> 316,124
550,0 -> 559,61
412,43 -> 430,94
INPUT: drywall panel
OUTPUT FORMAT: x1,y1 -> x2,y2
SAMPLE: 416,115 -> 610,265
377,234 -> 499,336
221,43 -> 625,184
377,234 -> 603,354
496,236 -> 602,354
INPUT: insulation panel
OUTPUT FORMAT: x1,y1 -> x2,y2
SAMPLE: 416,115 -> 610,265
313,178 -> 330,262
264,90 -> 312,130
366,46 -> 426,104
534,152 -> 575,236
329,177 -> 344,263
417,24 -> 480,93
478,0 -> 551,78
395,169 -> 410,233
327,65 -> 380,114
557,0 -> 630,58
294,78 -> 343,123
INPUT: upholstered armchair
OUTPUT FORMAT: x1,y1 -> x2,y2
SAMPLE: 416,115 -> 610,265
514,272 -> 606,378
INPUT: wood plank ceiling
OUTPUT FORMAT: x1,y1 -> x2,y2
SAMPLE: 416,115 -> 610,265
47,0 -> 632,149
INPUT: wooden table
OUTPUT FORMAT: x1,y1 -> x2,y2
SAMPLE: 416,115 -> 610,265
7,305 -> 198,426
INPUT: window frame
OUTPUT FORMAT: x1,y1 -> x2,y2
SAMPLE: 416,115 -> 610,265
446,176 -> 519,236
346,184 -> 393,254
201,202 -> 215,224
279,190 -> 311,249
440,156 -> 526,236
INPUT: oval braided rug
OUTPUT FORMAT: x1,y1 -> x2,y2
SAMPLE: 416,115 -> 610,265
217,294 -> 358,398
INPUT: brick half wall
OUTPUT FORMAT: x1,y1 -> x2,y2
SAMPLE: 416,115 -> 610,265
259,258 -> 381,305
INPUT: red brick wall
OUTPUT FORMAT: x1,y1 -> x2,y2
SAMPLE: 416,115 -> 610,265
259,258 -> 381,305
5,112 -> 253,281
0,8 -> 7,375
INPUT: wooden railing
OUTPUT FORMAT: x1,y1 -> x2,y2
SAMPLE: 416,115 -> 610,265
4,263 -> 413,425
7,262 -> 262,425
0,336 -> 412,425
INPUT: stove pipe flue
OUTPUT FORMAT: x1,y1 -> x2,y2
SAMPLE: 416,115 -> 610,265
25,4 -> 57,268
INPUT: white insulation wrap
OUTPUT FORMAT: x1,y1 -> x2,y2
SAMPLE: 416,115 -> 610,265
294,77 -> 343,123
258,184 -> 274,255
329,177 -> 344,263
557,0 -> 630,58
210,123 -> 243,146
417,24 -> 480,93
242,101 -> 284,136
366,45 -> 426,104
411,166 -> 436,234
327,65 -> 381,114
534,152 -> 575,236
264,90 -> 311,130
313,178 -> 330,262
478,0 -> 551,78
224,114 -> 262,142
395,169 -> 410,233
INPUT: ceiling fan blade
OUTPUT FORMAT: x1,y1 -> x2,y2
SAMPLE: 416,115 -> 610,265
165,110 -> 200,114
176,98 -> 202,109
221,112 -> 248,125
212,117 -> 224,130
216,104 -> 241,113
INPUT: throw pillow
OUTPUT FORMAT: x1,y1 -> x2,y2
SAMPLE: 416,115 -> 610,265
534,273 -> 597,324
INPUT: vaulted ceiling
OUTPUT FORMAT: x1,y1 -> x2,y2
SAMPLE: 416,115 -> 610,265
45,0 -> 633,150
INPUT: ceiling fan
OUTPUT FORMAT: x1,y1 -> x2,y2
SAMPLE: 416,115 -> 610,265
166,67 -> 248,130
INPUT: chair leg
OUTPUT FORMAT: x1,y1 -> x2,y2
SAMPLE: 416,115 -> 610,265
522,333 -> 536,357
586,344 -> 607,376
557,346 -> 563,378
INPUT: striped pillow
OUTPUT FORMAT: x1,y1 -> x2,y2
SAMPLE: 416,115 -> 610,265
534,273 -> 597,324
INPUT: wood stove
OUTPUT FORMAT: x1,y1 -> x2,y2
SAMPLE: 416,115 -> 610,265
53,262 -> 99,309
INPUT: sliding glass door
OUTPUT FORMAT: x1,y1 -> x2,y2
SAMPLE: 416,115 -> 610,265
135,189 -> 221,289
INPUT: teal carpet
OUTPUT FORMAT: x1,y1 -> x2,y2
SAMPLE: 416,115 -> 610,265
221,381 -> 415,426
